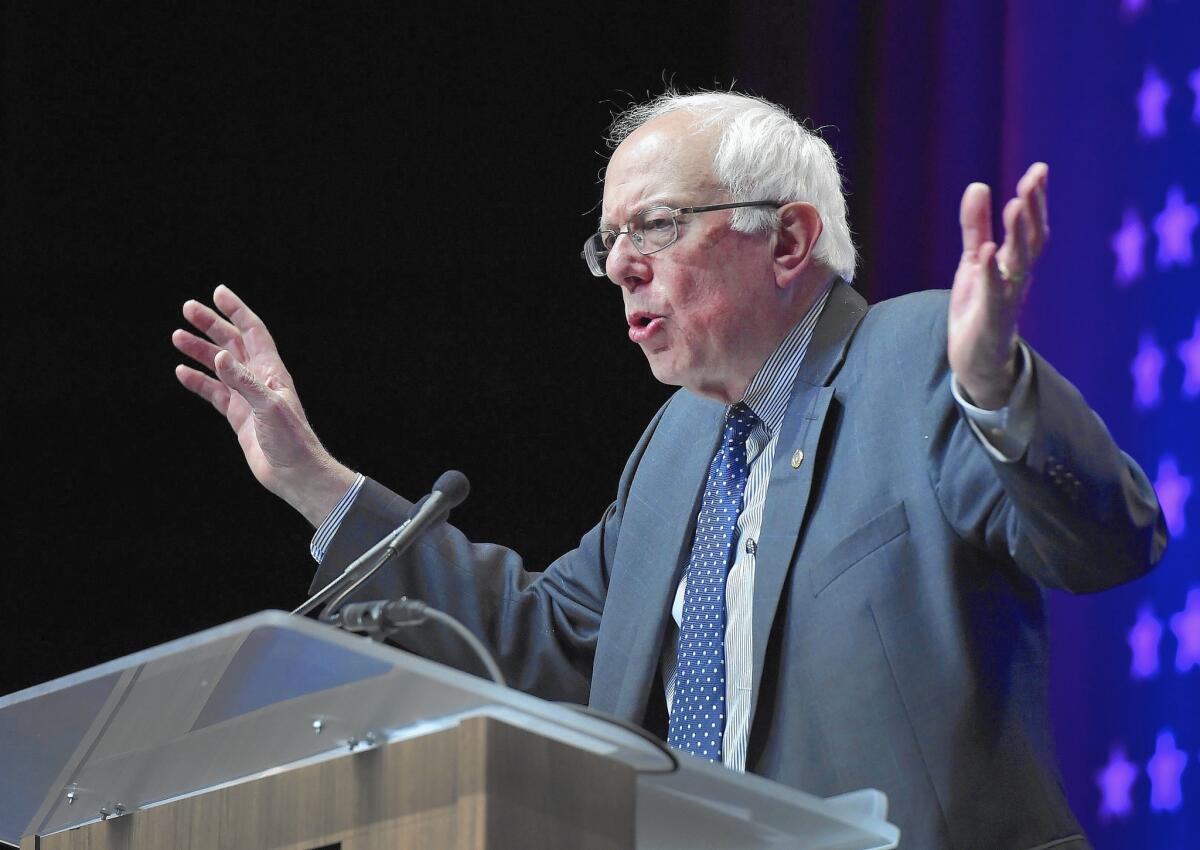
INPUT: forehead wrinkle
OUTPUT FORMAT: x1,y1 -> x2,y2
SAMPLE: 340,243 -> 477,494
599,195 -> 681,231
600,163 -> 718,228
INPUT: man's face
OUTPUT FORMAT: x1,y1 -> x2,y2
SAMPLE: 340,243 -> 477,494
601,114 -> 777,403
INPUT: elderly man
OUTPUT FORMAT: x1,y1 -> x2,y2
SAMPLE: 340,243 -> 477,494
174,92 -> 1165,849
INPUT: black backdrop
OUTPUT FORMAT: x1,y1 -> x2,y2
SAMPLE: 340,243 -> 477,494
3,3 -> 965,695
5,3 -> 744,694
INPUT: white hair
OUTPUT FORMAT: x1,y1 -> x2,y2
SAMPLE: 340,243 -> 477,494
608,90 -> 856,281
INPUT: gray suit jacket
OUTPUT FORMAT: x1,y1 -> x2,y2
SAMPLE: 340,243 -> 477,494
313,281 -> 1166,850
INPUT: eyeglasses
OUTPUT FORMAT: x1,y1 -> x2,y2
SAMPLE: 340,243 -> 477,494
581,200 -> 781,277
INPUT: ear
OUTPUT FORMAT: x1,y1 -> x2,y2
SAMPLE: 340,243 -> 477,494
773,202 -> 823,288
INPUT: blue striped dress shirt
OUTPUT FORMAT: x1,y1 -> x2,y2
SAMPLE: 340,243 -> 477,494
663,286 -> 830,771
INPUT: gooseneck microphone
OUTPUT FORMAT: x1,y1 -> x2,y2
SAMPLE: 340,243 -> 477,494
291,470 -> 470,620
411,470 -> 471,525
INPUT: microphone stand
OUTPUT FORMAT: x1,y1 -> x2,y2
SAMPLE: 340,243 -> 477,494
333,597 -> 507,687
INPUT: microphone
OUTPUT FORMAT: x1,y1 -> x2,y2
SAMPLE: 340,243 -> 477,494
291,470 -> 470,619
418,470 -> 471,525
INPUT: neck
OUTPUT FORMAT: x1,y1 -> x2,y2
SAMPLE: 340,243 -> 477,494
699,272 -> 838,405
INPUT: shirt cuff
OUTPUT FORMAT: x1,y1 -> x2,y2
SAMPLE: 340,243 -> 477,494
951,342 -> 1036,463
310,473 -> 366,563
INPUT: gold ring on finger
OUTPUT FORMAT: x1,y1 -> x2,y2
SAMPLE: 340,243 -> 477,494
997,259 -> 1027,284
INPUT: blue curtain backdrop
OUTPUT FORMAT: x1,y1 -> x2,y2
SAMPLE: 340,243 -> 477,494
733,2 -> 1198,846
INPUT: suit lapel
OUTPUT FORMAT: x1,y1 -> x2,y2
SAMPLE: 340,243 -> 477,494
592,392 -> 724,721
748,281 -> 867,733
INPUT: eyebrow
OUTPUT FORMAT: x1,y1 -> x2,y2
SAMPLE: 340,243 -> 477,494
599,198 -> 678,231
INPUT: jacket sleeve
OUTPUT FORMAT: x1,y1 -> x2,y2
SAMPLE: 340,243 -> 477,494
924,303 -> 1168,593
309,398 -> 673,702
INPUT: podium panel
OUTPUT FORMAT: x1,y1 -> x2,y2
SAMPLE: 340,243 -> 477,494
20,717 -> 634,850
1,611 -> 900,849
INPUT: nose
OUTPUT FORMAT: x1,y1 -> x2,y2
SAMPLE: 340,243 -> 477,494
605,232 -> 651,292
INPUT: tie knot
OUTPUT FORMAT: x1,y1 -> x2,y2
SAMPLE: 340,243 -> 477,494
724,403 -> 758,446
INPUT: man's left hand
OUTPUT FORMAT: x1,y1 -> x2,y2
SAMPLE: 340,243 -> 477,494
949,162 -> 1049,409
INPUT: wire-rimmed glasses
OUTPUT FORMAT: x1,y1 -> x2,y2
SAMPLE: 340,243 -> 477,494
581,200 -> 781,277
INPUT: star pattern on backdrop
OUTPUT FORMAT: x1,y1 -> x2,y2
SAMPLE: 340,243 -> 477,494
1097,746 -> 1139,821
1154,186 -> 1199,269
1147,731 -> 1188,812
1154,456 -> 1193,537
1132,332 -> 1165,409
1170,588 -> 1200,673
1128,604 -> 1163,679
1178,317 -> 1200,399
1112,208 -> 1147,285
1137,66 -> 1171,138
1099,1 -> 1198,831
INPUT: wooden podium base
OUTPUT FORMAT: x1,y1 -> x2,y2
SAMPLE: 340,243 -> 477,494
21,716 -> 636,850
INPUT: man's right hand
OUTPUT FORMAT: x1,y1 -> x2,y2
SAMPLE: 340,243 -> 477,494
173,285 -> 357,527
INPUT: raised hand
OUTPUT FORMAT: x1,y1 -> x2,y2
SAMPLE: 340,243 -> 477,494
949,163 -> 1049,409
173,285 -> 356,526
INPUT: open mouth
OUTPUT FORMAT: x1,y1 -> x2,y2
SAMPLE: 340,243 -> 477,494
627,313 -> 665,343
627,310 -> 661,328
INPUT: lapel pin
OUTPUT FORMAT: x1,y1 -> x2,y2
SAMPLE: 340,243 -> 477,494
790,449 -> 805,469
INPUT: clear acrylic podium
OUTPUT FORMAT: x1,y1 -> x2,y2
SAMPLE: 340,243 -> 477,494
0,611 -> 899,849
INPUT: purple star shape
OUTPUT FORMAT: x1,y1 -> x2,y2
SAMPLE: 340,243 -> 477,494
1191,67 -> 1200,124
1112,208 -> 1146,286
1170,587 -> 1200,673
1121,0 -> 1148,17
1147,730 -> 1188,812
1154,186 -> 1199,269
1132,333 -> 1165,410
1128,604 -> 1163,679
1155,455 -> 1192,537
1179,317 -> 1200,399
1097,746 -> 1139,821
1137,67 -> 1171,139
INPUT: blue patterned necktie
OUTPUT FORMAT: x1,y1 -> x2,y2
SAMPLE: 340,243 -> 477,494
667,402 -> 758,762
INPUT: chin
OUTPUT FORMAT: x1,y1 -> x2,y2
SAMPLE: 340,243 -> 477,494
645,354 -> 686,389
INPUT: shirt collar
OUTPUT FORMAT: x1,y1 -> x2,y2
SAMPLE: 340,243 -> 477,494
736,285 -> 833,435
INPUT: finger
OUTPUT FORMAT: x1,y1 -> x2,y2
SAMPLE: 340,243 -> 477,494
1015,203 -> 1032,277
979,240 -> 1002,297
959,182 -> 994,259
998,196 -> 1030,281
961,238 -> 1009,318
214,348 -> 275,412
954,238 -> 1003,308
175,363 -> 232,416
1035,164 -> 1048,234
1015,163 -> 1037,197
182,299 -> 247,359
1017,164 -> 1049,255
172,328 -> 224,371
213,285 -> 280,361
1018,202 -> 1041,268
